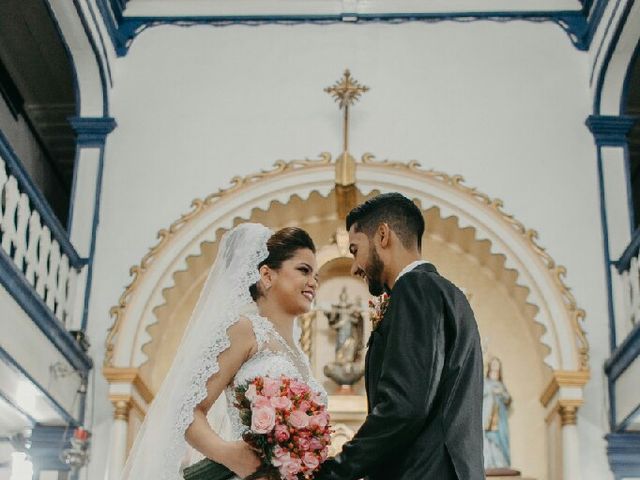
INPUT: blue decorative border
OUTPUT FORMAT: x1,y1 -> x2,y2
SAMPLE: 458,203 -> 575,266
0,347 -> 78,425
93,1 -> 601,56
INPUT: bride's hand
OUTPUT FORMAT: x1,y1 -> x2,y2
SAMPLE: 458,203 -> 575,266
222,440 -> 263,478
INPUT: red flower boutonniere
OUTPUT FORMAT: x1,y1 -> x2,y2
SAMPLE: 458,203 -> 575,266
368,293 -> 390,331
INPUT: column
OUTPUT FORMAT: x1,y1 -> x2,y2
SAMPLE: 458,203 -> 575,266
559,402 -> 581,480
105,398 -> 131,480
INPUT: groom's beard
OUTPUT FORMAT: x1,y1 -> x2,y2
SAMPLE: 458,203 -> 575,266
365,248 -> 385,296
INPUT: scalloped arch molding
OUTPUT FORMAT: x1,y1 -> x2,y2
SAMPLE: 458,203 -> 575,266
105,155 -> 589,387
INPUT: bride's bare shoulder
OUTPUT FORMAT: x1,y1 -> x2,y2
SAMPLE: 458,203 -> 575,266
226,315 -> 259,357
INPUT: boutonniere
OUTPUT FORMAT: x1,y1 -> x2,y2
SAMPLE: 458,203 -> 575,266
368,293 -> 390,331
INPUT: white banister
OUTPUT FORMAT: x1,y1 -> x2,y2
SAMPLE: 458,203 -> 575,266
0,155 -> 81,328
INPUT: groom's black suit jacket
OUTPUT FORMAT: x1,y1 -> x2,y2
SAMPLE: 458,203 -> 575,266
316,263 -> 484,480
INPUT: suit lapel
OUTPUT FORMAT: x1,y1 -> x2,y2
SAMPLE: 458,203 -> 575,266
364,263 -> 438,410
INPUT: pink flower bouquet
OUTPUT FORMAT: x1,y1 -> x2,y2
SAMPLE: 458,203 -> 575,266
235,376 -> 332,480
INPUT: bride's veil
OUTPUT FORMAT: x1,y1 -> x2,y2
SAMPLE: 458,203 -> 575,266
120,223 -> 273,480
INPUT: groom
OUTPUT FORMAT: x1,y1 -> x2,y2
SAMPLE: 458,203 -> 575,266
315,193 -> 484,480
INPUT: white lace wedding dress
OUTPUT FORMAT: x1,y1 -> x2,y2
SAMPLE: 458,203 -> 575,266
223,313 -> 328,442
121,223 -> 327,480
183,312 -> 328,478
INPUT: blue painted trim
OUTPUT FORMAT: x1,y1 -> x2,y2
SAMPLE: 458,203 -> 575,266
605,321 -> 640,381
0,347 -> 78,425
80,143 -> 106,332
66,142 -> 82,234
0,249 -> 92,372
593,0 -> 636,114
66,117 -> 117,331
617,402 -> 640,431
586,115 -> 637,146
83,0 -> 114,87
616,227 -> 640,272
0,129 -> 85,268
94,0 -> 621,55
592,131 -> 618,353
108,0 -> 126,22
95,0 -> 130,56
70,0 -> 110,117
69,117 -> 116,147
28,425 -> 75,472
589,0 -> 623,87
93,8 -> 590,56
0,389 -> 36,426
607,432 -> 640,478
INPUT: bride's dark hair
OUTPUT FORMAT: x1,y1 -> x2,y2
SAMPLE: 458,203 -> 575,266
249,226 -> 316,301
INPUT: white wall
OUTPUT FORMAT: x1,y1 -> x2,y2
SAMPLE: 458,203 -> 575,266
84,20 -> 611,479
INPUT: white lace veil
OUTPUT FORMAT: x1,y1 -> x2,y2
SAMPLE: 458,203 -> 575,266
120,223 -> 273,480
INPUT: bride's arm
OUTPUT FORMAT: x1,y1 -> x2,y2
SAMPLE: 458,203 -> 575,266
184,316 -> 262,477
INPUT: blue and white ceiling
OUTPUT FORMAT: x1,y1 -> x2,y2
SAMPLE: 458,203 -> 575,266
96,0 -> 607,55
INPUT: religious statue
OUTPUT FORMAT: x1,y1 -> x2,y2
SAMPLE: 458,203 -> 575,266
323,287 -> 365,392
483,356 -> 512,470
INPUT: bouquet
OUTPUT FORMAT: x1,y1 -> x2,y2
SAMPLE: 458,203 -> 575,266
183,376 -> 331,480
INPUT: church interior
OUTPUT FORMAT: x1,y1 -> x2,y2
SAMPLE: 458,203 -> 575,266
0,1 -> 639,479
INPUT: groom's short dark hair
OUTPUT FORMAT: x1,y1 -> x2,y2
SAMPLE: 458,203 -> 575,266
346,193 -> 425,250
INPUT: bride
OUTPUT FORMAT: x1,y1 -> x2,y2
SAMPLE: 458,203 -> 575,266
120,223 -> 327,479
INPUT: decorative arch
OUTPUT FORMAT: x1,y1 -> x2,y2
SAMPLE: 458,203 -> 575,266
104,153 -> 589,377
102,154 -> 591,480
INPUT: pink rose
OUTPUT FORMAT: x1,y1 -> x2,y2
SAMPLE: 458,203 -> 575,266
297,400 -> 311,413
302,452 -> 320,470
262,377 -> 281,397
289,380 -> 310,397
251,405 -> 276,434
309,411 -> 329,429
282,456 -> 303,478
272,451 -> 291,467
288,409 -> 310,429
252,395 -> 271,408
296,436 -> 311,451
271,395 -> 293,410
244,383 -> 258,402
309,438 -> 324,451
273,453 -> 302,480
273,445 -> 286,458
274,424 -> 290,442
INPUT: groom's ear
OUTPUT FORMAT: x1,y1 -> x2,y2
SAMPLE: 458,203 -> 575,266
377,223 -> 391,249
